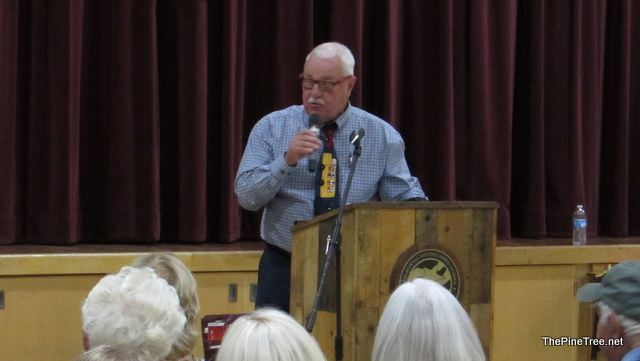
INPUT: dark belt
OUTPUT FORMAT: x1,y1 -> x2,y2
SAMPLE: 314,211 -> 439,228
265,243 -> 291,258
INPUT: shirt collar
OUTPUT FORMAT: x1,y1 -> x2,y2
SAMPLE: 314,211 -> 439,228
333,102 -> 353,129
303,102 -> 353,130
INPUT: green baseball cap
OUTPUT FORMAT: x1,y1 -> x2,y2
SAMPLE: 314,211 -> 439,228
577,261 -> 640,321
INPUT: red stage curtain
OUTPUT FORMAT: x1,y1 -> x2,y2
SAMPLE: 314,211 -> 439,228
0,0 -> 639,245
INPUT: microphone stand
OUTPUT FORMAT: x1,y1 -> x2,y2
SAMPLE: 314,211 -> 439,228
306,135 -> 363,361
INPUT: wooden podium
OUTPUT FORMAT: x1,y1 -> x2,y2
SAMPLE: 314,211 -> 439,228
290,201 -> 497,361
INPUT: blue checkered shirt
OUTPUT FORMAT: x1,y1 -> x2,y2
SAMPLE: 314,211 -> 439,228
623,348 -> 640,361
235,104 -> 426,252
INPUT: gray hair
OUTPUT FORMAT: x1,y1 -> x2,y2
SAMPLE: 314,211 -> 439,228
216,307 -> 327,361
597,301 -> 640,338
372,278 -> 486,361
132,253 -> 200,361
82,266 -> 187,360
306,42 -> 355,76
75,345 -> 152,361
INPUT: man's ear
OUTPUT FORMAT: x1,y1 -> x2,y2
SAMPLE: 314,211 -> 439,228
346,76 -> 357,93
604,312 -> 624,338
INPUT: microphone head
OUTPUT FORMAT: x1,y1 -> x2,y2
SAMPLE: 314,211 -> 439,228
349,128 -> 366,145
308,114 -> 321,128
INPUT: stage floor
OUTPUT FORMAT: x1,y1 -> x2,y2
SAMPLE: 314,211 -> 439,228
0,240 -> 265,254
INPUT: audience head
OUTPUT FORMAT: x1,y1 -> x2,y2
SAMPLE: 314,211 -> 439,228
75,345 -> 153,361
578,261 -> 640,361
131,253 -> 200,360
82,266 -> 186,360
372,278 -> 485,361
215,307 -> 327,361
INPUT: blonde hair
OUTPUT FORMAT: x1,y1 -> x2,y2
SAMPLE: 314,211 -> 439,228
132,253 -> 200,361
372,278 -> 485,361
215,308 -> 327,361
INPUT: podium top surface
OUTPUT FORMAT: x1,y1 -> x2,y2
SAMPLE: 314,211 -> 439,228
292,200 -> 498,232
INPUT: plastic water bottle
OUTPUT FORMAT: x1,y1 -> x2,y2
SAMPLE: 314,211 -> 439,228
572,205 -> 587,246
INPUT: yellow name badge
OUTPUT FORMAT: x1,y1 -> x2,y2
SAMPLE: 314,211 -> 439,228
320,153 -> 337,198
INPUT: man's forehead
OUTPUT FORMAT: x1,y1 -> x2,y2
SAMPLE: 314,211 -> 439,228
304,56 -> 342,74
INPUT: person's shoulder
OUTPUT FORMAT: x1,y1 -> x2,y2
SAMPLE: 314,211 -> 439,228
251,105 -> 304,133
350,106 -> 393,127
262,105 -> 304,121
349,106 -> 382,122
349,106 -> 401,138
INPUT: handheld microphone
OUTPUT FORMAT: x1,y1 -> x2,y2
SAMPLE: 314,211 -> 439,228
308,114 -> 322,172
349,128 -> 365,146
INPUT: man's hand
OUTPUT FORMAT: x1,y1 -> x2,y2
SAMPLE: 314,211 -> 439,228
284,129 -> 322,166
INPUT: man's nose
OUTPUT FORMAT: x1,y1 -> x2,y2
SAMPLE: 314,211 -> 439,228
310,83 -> 323,97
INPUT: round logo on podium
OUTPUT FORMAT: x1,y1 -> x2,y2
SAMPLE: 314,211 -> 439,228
391,244 -> 460,297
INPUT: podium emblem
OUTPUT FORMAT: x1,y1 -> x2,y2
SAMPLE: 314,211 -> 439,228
391,245 -> 461,297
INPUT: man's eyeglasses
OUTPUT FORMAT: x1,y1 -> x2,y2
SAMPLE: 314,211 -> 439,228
299,74 -> 352,92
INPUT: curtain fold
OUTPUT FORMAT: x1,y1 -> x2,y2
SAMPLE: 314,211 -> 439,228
219,0 -> 248,242
453,0 -> 517,237
79,0 -> 160,242
511,0 -> 607,238
1,0 -> 639,245
26,0 -> 83,243
0,0 -> 19,244
399,1 -> 457,201
157,0 -> 208,242
599,0 -> 640,237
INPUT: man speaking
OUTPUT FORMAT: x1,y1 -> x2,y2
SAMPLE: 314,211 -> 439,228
235,42 -> 426,312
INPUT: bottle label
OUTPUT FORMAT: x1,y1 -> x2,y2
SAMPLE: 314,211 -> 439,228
574,219 -> 587,228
